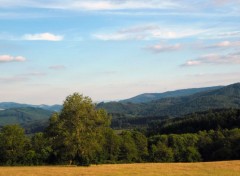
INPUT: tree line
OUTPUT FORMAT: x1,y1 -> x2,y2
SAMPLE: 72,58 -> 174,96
147,108 -> 240,135
0,93 -> 239,165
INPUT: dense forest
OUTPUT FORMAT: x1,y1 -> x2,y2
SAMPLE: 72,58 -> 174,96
98,83 -> 240,118
0,93 -> 240,166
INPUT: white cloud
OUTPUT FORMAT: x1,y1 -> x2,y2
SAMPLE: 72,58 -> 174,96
182,52 -> 240,66
70,1 -> 179,10
1,0 -> 239,12
0,55 -> 26,63
182,60 -> 202,66
93,24 -> 205,41
23,33 -> 63,41
214,41 -> 231,47
49,65 -> 66,70
0,0 -> 240,18
204,40 -> 240,48
146,43 -> 181,53
0,0 -> 180,11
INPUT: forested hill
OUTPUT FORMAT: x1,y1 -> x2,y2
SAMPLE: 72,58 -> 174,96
98,83 -> 240,118
0,82 -> 239,133
120,86 -> 223,103
147,108 -> 240,135
0,107 -> 53,133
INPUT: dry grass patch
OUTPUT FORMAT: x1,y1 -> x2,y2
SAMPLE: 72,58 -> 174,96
0,161 -> 239,176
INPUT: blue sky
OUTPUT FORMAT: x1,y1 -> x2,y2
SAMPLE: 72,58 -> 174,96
0,0 -> 240,104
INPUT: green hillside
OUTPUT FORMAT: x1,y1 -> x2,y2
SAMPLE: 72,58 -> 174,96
98,83 -> 240,119
0,107 -> 52,133
1,83 -> 239,133
147,108 -> 240,135
121,86 -> 223,103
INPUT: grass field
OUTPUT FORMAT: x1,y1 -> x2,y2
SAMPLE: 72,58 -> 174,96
0,161 -> 239,176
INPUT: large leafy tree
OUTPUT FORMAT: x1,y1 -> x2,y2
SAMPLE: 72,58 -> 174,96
46,93 -> 111,165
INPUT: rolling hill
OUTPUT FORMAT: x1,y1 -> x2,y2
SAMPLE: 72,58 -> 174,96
120,86 -> 223,103
98,83 -> 240,118
0,107 -> 53,134
1,82 -> 239,133
147,108 -> 240,135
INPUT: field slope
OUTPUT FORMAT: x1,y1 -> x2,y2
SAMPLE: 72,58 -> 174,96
0,161 -> 239,176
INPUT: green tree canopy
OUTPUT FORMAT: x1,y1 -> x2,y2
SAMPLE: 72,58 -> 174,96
0,125 -> 29,165
46,93 -> 111,165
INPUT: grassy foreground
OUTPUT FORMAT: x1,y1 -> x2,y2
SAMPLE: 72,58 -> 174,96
0,161 -> 239,176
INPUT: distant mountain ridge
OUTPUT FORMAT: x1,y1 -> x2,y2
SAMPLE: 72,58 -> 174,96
98,83 -> 240,118
120,86 -> 224,103
1,82 -> 239,133
0,102 -> 62,112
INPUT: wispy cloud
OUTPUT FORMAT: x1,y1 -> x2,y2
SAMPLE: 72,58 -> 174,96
182,52 -> 240,66
0,11 -> 54,19
0,0 -> 239,19
0,75 -> 28,83
0,32 -> 64,41
182,60 -> 202,67
0,0 -> 180,11
93,24 -> 205,41
146,43 -> 181,53
20,72 -> 46,77
0,55 -> 26,63
211,0 -> 240,6
199,29 -> 240,39
0,71 -> 46,84
49,65 -> 66,70
23,33 -> 63,41
204,40 -> 240,49
1,0 -> 239,12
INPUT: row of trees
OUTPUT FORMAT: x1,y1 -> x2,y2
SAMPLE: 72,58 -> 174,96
111,108 -> 240,131
0,124 -> 148,165
149,129 -> 240,162
1,124 -> 239,165
148,108 -> 240,135
0,93 -> 239,165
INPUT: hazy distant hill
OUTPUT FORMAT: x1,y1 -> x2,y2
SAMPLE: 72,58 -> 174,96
0,102 -> 62,112
120,86 -> 223,103
98,83 -> 240,118
0,107 -> 53,134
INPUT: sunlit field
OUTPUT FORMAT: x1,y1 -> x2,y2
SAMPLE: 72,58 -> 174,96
0,161 -> 239,176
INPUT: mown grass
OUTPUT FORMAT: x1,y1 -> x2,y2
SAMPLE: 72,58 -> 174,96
0,161 -> 239,176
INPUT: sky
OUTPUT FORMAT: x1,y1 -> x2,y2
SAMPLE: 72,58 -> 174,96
0,0 -> 240,105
